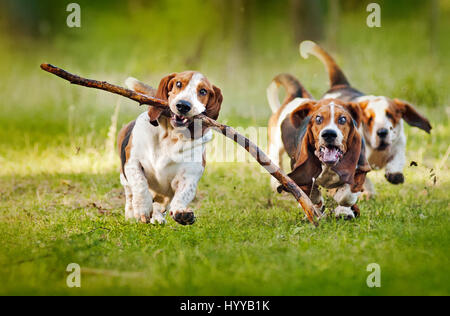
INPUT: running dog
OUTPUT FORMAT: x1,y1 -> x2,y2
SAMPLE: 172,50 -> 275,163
300,41 -> 431,197
118,72 -> 223,225
267,74 -> 370,219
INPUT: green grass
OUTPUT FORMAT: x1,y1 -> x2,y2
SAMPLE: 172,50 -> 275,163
0,116 -> 449,295
0,159 -> 449,295
0,3 -> 449,295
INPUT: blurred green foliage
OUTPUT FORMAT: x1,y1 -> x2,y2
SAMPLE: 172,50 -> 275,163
0,1 -> 448,296
0,0 -> 448,148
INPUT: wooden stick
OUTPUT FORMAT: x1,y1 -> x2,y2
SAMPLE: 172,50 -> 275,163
40,63 -> 318,226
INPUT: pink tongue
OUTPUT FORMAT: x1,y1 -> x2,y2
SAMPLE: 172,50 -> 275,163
322,147 -> 339,163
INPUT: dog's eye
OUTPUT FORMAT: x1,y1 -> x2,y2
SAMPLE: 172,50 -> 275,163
338,116 -> 347,125
176,81 -> 182,88
386,113 -> 393,120
199,89 -> 208,96
315,116 -> 323,124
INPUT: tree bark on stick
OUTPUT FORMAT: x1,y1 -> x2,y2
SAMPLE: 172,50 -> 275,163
40,63 -> 318,226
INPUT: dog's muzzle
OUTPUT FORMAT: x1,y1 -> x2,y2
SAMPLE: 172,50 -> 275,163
318,129 -> 343,165
176,100 -> 192,115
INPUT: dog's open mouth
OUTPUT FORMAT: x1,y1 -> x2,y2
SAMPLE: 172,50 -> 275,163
170,114 -> 192,128
317,146 -> 344,165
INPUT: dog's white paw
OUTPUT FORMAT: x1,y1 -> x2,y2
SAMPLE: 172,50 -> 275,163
125,209 -> 134,221
150,212 -> 167,225
334,206 -> 356,220
133,208 -> 151,223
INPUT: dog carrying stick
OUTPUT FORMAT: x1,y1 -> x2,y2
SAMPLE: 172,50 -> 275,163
40,63 -> 318,226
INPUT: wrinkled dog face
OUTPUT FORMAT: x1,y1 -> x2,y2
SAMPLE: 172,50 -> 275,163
359,96 -> 402,151
164,72 -> 222,128
126,72 -> 222,128
359,96 -> 432,151
311,102 -> 355,165
291,99 -> 362,166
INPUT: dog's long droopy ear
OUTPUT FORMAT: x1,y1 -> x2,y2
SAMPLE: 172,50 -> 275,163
344,102 -> 364,128
288,126 -> 322,187
333,124 -> 363,190
290,101 -> 316,128
205,85 -> 223,120
394,99 -> 432,133
147,73 -> 176,126
125,77 -> 157,96
353,138 -> 371,193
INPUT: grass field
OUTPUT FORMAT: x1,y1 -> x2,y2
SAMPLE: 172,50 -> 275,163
1,121 -> 449,296
0,3 -> 449,295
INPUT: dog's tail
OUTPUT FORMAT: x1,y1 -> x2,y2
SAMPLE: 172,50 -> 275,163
125,77 -> 157,96
300,40 -> 350,88
267,74 -> 313,113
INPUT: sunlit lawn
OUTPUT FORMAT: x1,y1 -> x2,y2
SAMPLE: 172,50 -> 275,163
0,8 -> 449,295
0,107 -> 448,295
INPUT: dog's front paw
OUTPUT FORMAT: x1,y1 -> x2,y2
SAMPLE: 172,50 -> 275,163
277,185 -> 287,194
351,204 -> 361,218
171,208 -> 196,226
132,208 -> 151,223
150,204 -> 167,225
386,173 -> 405,185
150,212 -> 166,225
138,214 -> 151,224
334,206 -> 356,220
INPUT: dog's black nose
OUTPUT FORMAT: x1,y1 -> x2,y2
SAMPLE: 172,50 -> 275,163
377,128 -> 389,139
321,129 -> 338,143
176,100 -> 192,114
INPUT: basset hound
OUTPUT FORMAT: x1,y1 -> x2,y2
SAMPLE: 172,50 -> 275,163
267,74 -> 370,219
300,41 -> 432,197
117,72 -> 223,225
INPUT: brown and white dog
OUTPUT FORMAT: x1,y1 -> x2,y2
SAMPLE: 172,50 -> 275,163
117,72 -> 223,225
300,41 -> 432,197
267,74 -> 370,219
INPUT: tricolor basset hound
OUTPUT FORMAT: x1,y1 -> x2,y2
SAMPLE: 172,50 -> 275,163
300,41 -> 432,197
117,72 -> 223,225
267,74 -> 371,219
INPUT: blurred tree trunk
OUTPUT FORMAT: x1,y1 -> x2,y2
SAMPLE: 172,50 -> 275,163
213,0 -> 231,41
290,0 -> 324,44
216,0 -> 253,73
327,0 -> 340,51
127,0 -> 144,12
429,0 -> 439,57
231,0 -> 252,58
214,0 -> 252,58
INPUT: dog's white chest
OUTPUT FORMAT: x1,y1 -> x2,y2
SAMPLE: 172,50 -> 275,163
130,113 -> 210,194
